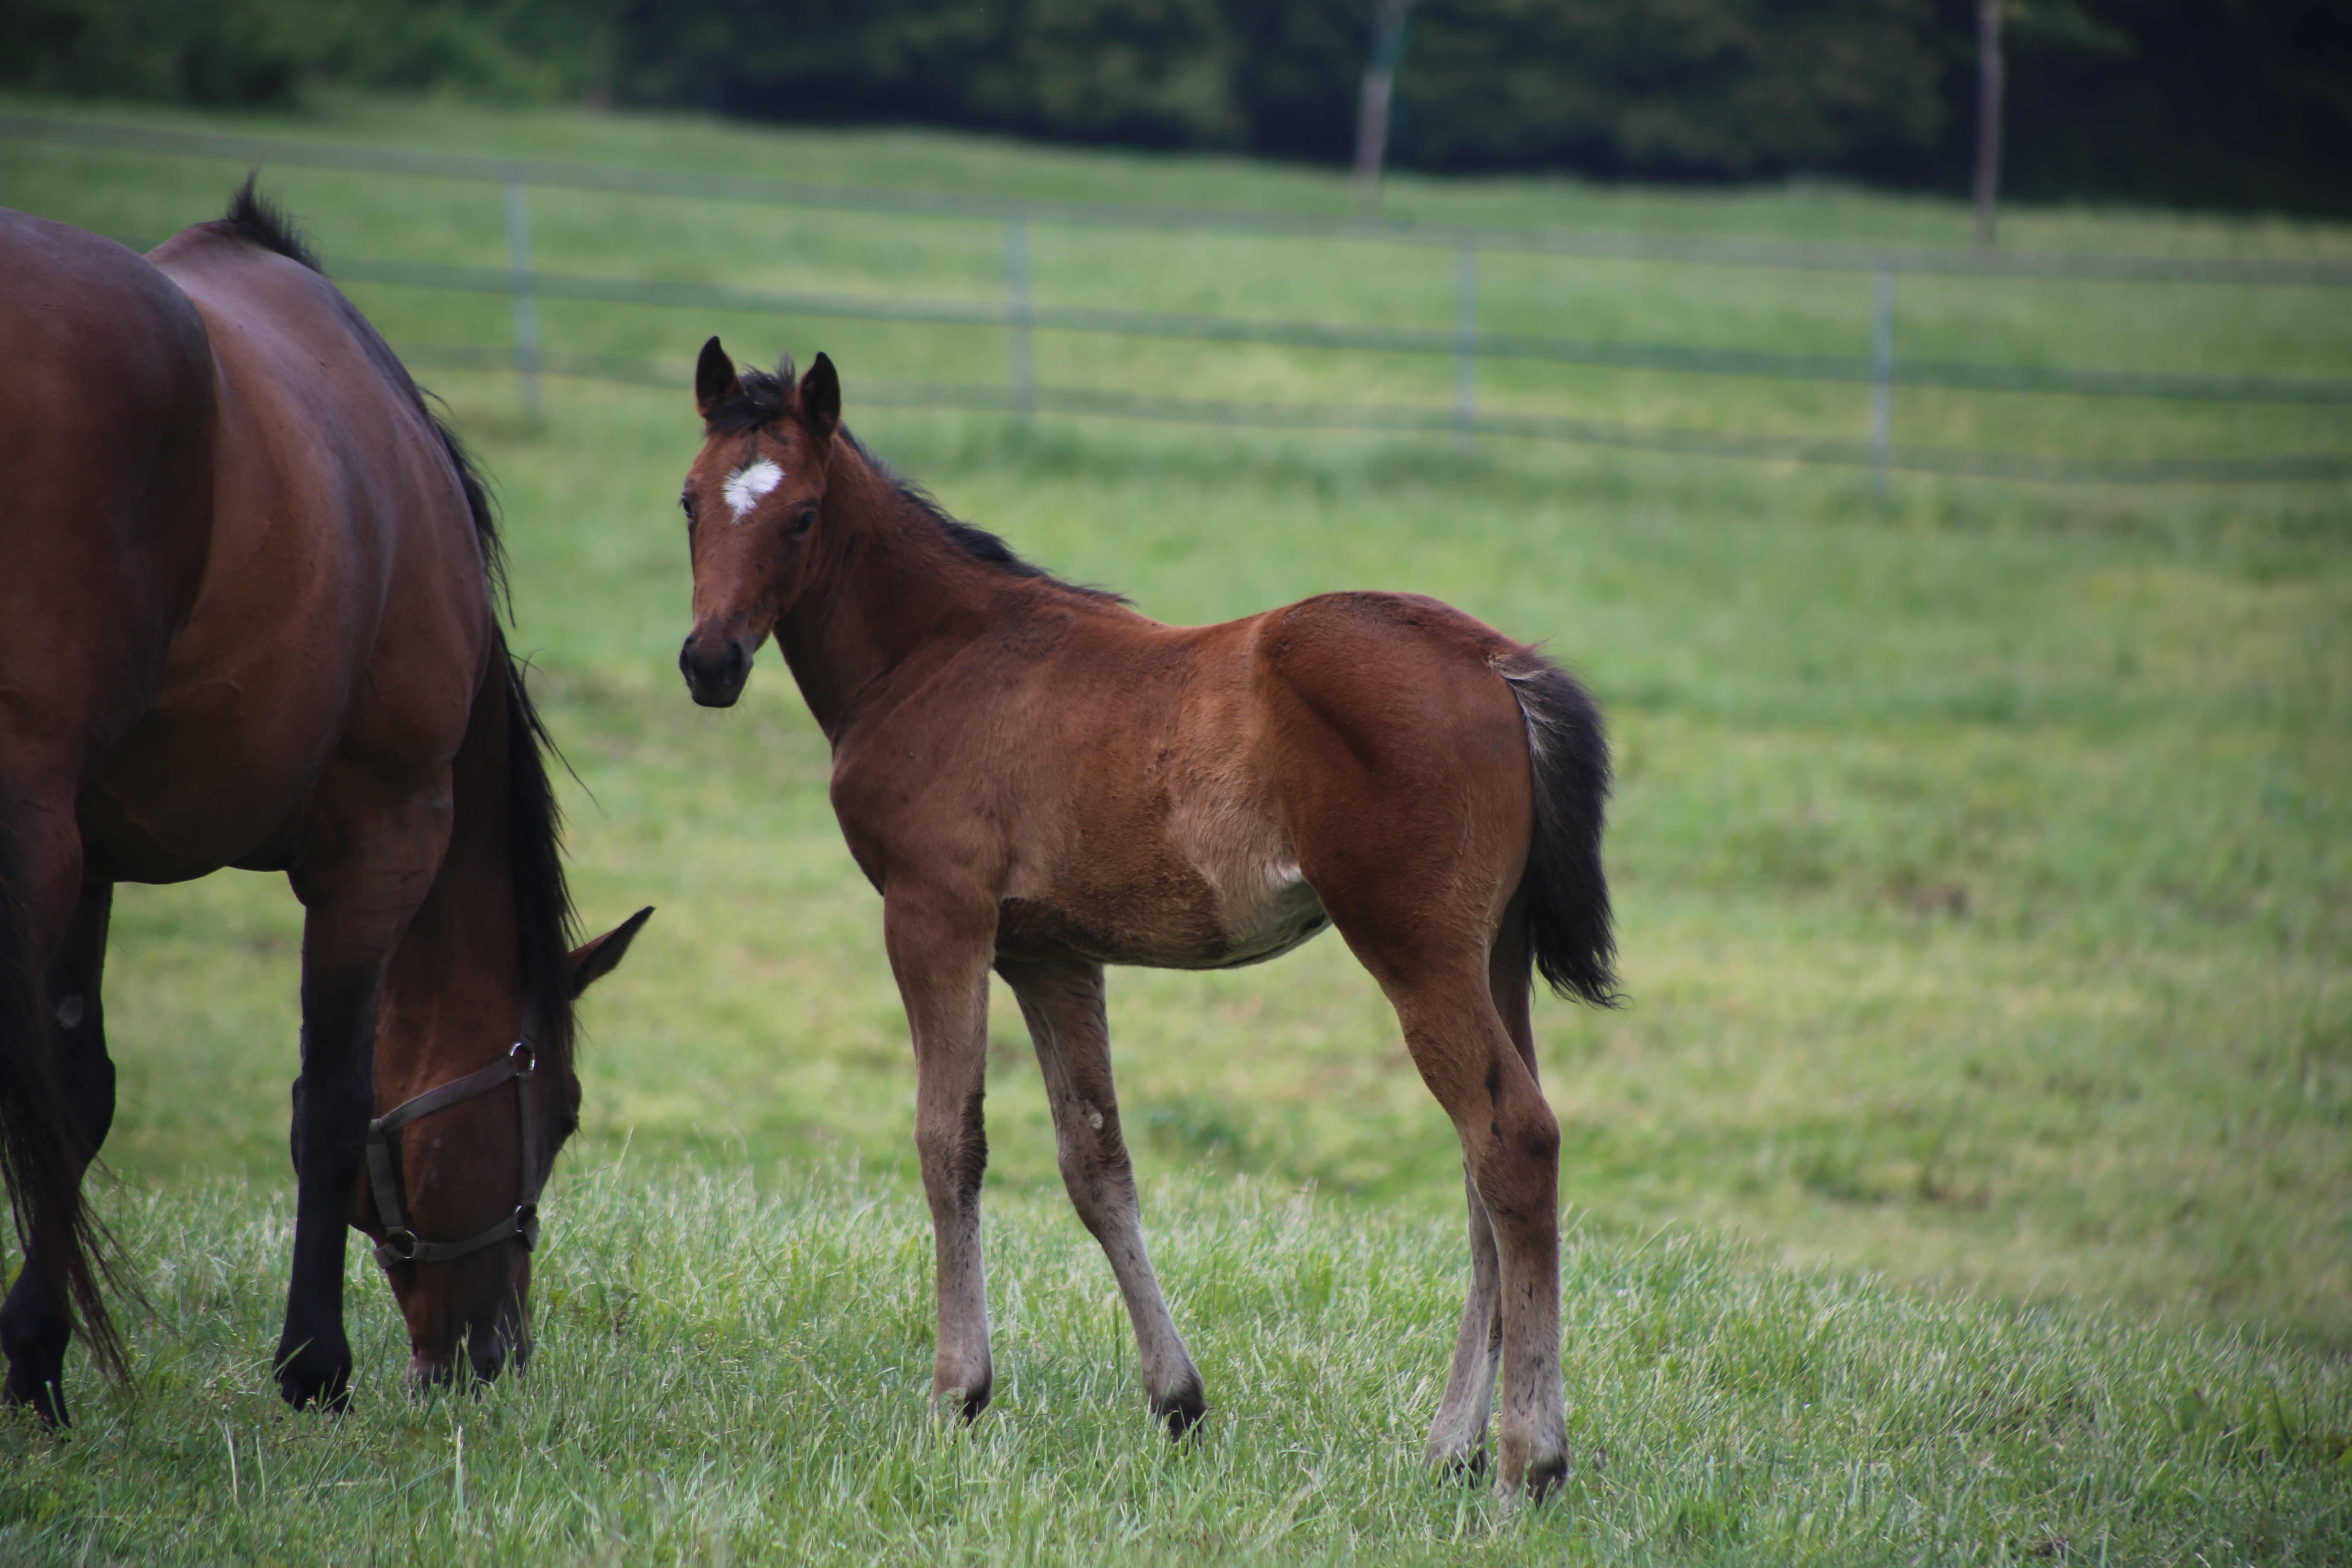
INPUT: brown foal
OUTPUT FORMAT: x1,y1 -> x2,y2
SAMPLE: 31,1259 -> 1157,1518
675,341 -> 1617,1497
0,188 -> 648,1419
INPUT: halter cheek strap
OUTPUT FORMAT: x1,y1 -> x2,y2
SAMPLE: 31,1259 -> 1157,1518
364,1003 -> 546,1271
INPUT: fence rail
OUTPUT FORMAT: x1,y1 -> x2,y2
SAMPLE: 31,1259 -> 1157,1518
9,113 -> 2351,285
8,113 -> 2350,488
327,255 -> 2352,407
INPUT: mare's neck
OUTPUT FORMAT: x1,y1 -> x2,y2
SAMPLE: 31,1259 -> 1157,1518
376,662 -> 532,1101
774,441 -> 1005,742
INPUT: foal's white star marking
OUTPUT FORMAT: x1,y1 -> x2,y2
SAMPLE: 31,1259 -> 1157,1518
723,459 -> 784,521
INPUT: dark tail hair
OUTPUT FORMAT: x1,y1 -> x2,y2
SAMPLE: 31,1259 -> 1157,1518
0,843 -> 123,1377
1497,652 -> 1622,1007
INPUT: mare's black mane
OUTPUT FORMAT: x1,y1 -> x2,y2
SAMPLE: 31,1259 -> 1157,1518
221,175 -> 324,274
214,179 -> 580,1065
705,355 -> 1118,601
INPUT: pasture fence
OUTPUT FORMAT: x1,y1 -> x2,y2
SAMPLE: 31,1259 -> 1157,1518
6,113 -> 2349,487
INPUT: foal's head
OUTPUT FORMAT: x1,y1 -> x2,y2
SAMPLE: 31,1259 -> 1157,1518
676,337 -> 841,708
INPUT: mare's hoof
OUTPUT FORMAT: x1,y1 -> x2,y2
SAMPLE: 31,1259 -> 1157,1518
274,1345 -> 353,1412
0,1378 -> 68,1428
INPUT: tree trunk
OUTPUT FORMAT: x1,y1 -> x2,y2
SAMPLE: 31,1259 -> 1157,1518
1973,0 -> 2005,248
1353,0 -> 1415,217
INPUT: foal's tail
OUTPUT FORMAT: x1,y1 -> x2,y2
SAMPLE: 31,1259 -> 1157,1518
1496,651 -> 1622,1007
0,840 -> 122,1377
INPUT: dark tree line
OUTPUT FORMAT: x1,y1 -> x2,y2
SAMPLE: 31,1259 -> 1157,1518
4,0 -> 2346,218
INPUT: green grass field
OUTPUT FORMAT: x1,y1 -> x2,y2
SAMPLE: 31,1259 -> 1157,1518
1,93 -> 2348,1564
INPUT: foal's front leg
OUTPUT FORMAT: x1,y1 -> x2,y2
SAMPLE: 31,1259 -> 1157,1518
883,890 -> 998,1418
998,957 -> 1205,1434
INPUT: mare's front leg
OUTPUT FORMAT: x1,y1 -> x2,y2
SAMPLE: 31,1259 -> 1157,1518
277,768 -> 449,1410
0,882 -> 118,1424
998,957 -> 1205,1434
884,886 -> 998,1418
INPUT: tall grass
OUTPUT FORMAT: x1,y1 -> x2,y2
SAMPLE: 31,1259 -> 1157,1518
7,1169 -> 2348,1564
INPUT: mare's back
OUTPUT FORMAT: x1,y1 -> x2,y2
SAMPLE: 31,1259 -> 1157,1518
146,221 -> 485,630
131,220 -> 491,806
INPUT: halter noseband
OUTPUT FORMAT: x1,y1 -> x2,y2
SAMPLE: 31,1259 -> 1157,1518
364,1002 -> 548,1271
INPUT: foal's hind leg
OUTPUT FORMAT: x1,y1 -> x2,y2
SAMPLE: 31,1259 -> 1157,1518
1,882 -> 118,1424
998,956 -> 1205,1434
1426,1163 -> 1503,1472
1424,905 -> 1544,1473
1385,960 -> 1566,1499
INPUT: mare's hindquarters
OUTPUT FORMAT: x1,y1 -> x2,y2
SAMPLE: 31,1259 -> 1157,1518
0,213 -> 223,1412
1258,593 -> 1612,1498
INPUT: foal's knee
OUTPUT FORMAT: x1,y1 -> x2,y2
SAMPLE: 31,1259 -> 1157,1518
915,1088 -> 989,1210
1470,1098 -> 1560,1233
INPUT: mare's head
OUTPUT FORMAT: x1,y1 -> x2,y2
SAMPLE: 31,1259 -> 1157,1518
358,906 -> 653,1387
677,338 -> 841,707
344,634 -> 655,1385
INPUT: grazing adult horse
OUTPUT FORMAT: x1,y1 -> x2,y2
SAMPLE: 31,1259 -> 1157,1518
0,187 -> 651,1421
673,340 -> 1619,1497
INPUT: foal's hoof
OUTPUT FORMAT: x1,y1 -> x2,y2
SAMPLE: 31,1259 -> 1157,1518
931,1366 -> 993,1423
1499,1450 -> 1570,1505
1152,1379 -> 1207,1439
1435,1446 -> 1489,1485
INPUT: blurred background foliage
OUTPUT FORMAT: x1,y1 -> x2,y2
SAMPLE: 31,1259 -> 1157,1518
3,1 -> 2348,205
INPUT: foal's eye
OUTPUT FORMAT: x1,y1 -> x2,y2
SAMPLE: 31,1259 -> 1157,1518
679,494 -> 695,523
790,508 -> 817,538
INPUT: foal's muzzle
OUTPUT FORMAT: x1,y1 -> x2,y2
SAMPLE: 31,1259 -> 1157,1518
679,632 -> 750,708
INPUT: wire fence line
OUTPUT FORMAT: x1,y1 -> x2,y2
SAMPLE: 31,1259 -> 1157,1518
9,113 -> 2352,286
396,344 -> 2352,486
8,113 -> 2350,487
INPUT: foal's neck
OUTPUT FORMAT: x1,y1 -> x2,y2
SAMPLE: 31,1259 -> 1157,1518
775,439 -> 1011,742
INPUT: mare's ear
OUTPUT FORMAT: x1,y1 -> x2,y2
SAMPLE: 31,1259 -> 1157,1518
694,338 -> 739,418
568,906 -> 654,996
799,353 -> 840,444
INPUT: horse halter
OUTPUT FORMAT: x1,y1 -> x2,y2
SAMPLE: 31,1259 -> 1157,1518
364,1002 -> 548,1271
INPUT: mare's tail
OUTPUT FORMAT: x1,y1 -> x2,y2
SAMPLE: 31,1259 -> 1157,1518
1496,651 -> 1622,1007
0,839 -> 122,1377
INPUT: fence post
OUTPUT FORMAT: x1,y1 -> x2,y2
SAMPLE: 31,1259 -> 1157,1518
1871,262 -> 1894,502
503,180 -> 541,420
1007,216 -> 1035,422
1454,245 -> 1477,454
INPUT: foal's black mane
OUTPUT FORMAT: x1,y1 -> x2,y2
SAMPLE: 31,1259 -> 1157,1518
215,179 -> 580,1065
706,356 -> 1118,602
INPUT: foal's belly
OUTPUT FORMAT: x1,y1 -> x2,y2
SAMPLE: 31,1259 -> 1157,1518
995,867 -> 1329,971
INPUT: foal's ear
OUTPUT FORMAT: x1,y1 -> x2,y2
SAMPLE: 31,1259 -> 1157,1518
568,906 -> 654,996
799,353 -> 841,443
694,338 -> 739,418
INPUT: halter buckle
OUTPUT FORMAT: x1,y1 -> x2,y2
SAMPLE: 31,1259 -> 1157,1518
375,1227 -> 420,1268
508,1040 -> 537,1077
